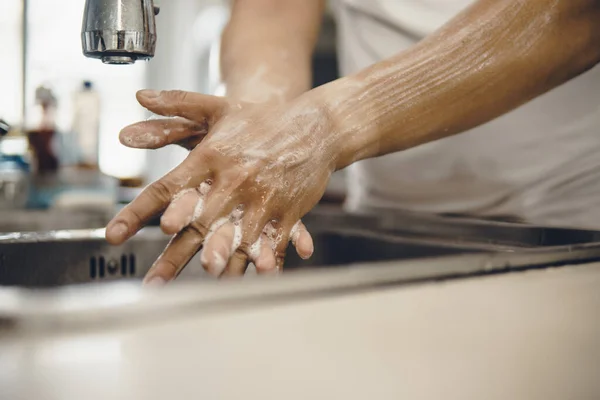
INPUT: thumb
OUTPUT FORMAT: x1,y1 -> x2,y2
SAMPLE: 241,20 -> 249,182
136,89 -> 228,123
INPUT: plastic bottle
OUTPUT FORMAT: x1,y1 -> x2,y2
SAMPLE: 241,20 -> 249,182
26,86 -> 59,173
72,80 -> 101,169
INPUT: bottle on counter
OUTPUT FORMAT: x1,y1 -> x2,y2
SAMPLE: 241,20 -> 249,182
71,80 -> 101,170
26,85 -> 60,174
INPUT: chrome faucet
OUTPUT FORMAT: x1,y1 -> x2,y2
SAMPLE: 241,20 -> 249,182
81,0 -> 160,65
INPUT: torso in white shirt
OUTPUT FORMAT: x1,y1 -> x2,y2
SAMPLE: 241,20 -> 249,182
334,0 -> 600,228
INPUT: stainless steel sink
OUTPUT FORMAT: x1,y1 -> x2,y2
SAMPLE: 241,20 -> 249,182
0,209 -> 112,233
3,208 -> 600,288
0,219 -> 498,288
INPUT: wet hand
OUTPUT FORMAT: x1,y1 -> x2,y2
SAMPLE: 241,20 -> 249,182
109,90 -> 334,283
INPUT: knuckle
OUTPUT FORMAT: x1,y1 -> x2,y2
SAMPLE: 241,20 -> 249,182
164,89 -> 187,102
148,180 -> 173,202
187,220 -> 209,239
178,90 -> 191,103
154,258 -> 179,279
232,250 -> 248,263
238,239 -> 255,255
124,206 -> 144,227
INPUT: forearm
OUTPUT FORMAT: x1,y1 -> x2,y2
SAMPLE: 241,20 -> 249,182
221,0 -> 325,103
325,0 -> 600,169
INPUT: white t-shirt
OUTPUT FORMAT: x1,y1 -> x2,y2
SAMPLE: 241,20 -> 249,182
334,0 -> 600,228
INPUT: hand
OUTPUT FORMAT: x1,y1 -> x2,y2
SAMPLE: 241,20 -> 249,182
108,90 -> 335,283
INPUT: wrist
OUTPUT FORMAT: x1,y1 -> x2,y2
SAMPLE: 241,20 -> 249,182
221,47 -> 313,104
313,76 -> 382,171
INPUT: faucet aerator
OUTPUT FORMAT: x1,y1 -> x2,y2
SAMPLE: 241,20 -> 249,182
81,0 -> 158,65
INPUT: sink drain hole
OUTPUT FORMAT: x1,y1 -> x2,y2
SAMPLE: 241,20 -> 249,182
98,256 -> 106,278
121,254 -> 127,276
89,254 -> 136,279
90,257 -> 97,279
129,254 -> 136,276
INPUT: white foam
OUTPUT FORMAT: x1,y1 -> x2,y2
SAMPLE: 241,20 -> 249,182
230,204 -> 244,222
290,220 -> 302,245
145,114 -> 177,121
133,132 -> 161,146
249,237 -> 262,260
262,221 -> 284,250
171,188 -> 194,202
203,217 -> 229,247
199,181 -> 212,196
231,222 -> 242,253
192,197 -> 204,221
173,175 -> 191,189
236,64 -> 289,104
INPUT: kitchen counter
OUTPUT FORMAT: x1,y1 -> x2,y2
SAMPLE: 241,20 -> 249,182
2,208 -> 600,399
1,261 -> 599,400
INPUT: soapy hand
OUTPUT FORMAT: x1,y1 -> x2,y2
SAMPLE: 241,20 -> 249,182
108,89 -> 337,283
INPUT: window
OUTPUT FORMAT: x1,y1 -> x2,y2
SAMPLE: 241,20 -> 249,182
26,0 -> 147,178
0,1 -> 23,125
0,0 -> 148,179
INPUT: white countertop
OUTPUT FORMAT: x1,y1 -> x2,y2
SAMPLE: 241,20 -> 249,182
2,263 -> 600,400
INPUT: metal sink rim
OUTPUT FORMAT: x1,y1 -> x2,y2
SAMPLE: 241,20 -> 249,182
2,245 -> 600,338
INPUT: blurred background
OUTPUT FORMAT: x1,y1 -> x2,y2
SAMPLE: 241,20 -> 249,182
0,0 -> 342,218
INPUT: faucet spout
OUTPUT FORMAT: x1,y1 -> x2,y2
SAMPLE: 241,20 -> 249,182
81,0 -> 159,65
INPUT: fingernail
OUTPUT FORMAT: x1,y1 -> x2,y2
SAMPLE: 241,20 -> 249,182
139,89 -> 160,99
300,249 -> 313,260
109,222 -> 129,242
145,276 -> 166,287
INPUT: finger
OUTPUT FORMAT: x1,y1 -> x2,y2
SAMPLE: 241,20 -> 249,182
253,234 -> 277,274
222,210 -> 268,277
220,252 -> 249,278
106,154 -> 210,245
143,228 -> 203,285
160,189 -> 200,235
160,181 -> 212,235
265,220 -> 294,271
144,187 -> 236,284
120,118 -> 208,150
136,90 -> 227,122
290,220 -> 314,260
200,222 -> 235,277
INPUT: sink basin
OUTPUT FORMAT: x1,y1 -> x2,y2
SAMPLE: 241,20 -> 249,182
357,208 -> 600,247
3,208 -> 600,288
0,230 -> 495,289
0,209 -> 504,288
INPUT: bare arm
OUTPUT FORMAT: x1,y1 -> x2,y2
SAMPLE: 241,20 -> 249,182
111,0 -> 600,282
220,0 -> 326,103
327,0 -> 600,169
